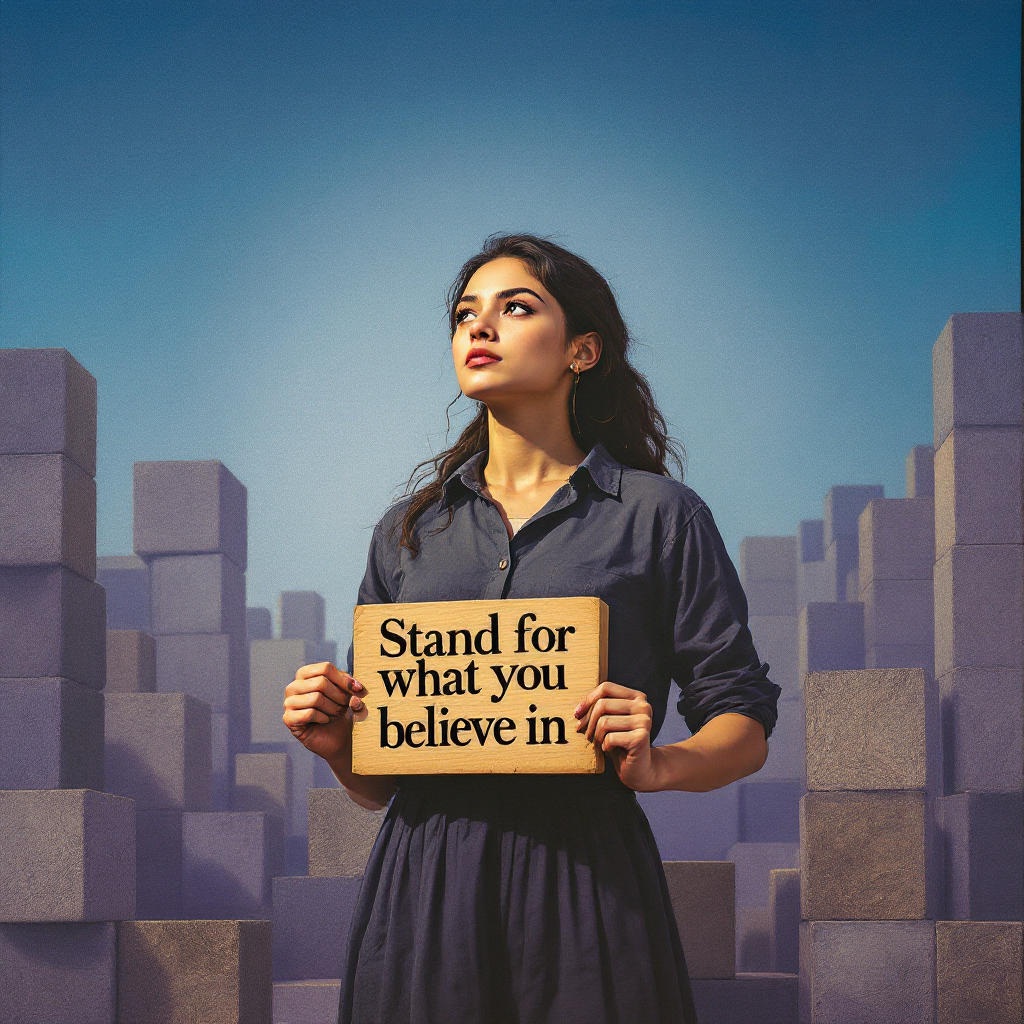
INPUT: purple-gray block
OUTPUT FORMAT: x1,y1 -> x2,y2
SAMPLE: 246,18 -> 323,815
768,868 -> 799,974
136,808 -> 183,920
133,459 -> 248,571
906,444 -> 934,499
739,536 -> 797,584
279,590 -> 326,643
104,692 -> 212,810
797,559 -> 830,611
726,842 -> 800,909
250,639 -> 315,746
932,312 -> 1022,448
743,578 -> 797,617
0,454 -> 96,580
858,497 -> 934,586
307,788 -> 386,878
234,752 -> 292,828
0,348 -> 97,477
798,602 -> 864,680
689,974 -> 797,1024
0,922 -> 116,1024
823,484 -> 885,547
736,906 -> 771,972
248,605 -> 274,640
0,789 -> 135,922
182,811 -> 284,919
738,780 -> 802,843
823,535 -> 858,602
940,791 -> 1023,921
273,980 -> 341,1024
798,520 -> 825,563
861,578 -> 933,655
149,553 -> 246,637
661,861 -> 736,980
96,555 -> 150,632
309,639 -> 339,666
105,629 -> 156,692
272,875 -> 363,980
211,710 -> 238,811
0,566 -> 106,688
757,698 -> 805,782
154,631 -> 248,713
0,678 -> 104,790
637,783 -> 740,862
936,921 -> 1023,1024
748,615 -> 797,691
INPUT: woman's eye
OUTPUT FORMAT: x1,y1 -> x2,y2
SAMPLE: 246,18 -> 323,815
505,300 -> 532,315
454,308 -> 475,324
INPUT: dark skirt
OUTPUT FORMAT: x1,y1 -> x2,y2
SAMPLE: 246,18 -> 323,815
338,772 -> 699,1024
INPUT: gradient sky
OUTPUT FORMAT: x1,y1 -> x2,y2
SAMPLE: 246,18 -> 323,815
1,1 -> 1019,650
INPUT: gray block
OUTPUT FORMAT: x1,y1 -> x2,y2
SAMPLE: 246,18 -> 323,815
662,861 -> 735,980
799,920 -> 936,1024
797,558 -> 831,611
273,980 -> 342,1024
798,603 -> 864,681
290,745 -> 317,838
105,692 -> 212,810
757,698 -> 805,782
824,484 -> 885,546
936,921 -> 1023,1024
150,553 -> 246,637
637,782 -> 740,862
0,454 -> 96,580
797,520 -> 824,563
768,868 -> 799,974
234,752 -> 292,828
738,780 -> 802,843
726,842 -> 800,909
745,577 -> 797,616
934,543 -> 1024,677
309,639 -> 338,666
862,578 -> 933,652
308,788 -> 386,877
133,459 -> 248,571
691,973 -> 798,1024
182,811 -> 284,919
106,629 -> 155,692
858,497 -> 934,587
272,875 -> 363,981
279,591 -> 326,642
905,444 -> 934,499
940,791 -> 1023,921
136,808 -> 183,920
0,678 -> 104,789
0,566 -> 106,688
0,789 -> 135,922
824,536 -> 858,601
97,555 -> 150,631
844,568 -> 857,604
739,536 -> 797,585
0,922 -> 116,1024
154,631 -> 247,713
250,639 -> 314,745
932,312 -> 1023,448
748,615 -> 798,692
0,348 -> 97,476
935,426 -> 1024,558
800,791 -> 938,921
313,754 -> 342,788
866,643 -> 934,673
736,906 -> 771,972
248,606 -> 274,640
117,920 -> 272,1024
211,711 -> 234,811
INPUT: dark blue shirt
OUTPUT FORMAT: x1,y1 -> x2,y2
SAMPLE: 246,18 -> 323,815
350,443 -> 780,758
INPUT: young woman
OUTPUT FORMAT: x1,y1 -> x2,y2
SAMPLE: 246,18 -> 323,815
283,234 -> 781,1024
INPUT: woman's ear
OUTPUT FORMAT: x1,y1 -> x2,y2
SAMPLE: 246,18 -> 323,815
573,332 -> 602,372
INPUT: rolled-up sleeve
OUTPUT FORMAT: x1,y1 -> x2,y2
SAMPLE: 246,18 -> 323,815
660,503 -> 781,740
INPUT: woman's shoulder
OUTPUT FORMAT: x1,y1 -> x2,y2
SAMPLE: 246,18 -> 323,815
617,464 -> 708,530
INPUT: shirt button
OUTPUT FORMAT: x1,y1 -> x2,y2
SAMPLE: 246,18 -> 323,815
498,558 -> 509,570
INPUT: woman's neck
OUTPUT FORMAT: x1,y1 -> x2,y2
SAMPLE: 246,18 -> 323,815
481,406 -> 586,492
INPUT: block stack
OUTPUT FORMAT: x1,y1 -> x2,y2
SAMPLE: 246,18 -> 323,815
823,485 -> 884,602
796,520 -> 830,611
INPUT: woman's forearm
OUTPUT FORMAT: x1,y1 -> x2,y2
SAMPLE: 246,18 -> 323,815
651,712 -> 769,792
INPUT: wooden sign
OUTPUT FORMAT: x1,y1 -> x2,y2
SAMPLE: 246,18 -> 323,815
351,597 -> 607,774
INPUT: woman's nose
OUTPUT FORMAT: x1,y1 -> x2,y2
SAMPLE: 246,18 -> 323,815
470,317 -> 495,341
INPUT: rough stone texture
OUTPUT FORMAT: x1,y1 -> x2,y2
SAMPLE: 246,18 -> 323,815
116,919 -> 272,1024
136,808 -> 183,920
824,485 -> 885,547
308,788 -> 386,878
906,444 -> 934,499
250,639 -> 314,745
0,348 -> 97,477
800,791 -> 938,921
155,631 -> 247,714
247,606 -> 274,640
823,536 -> 858,602
0,921 -> 116,1024
0,566 -> 106,688
932,312 -> 1023,449
279,590 -> 326,643
97,555 -> 150,632
638,782 -> 741,862
273,980 -> 342,1024
736,906 -> 771,972
768,868 -> 800,974
757,698 -> 805,782
726,842 -> 800,910
106,630 -> 156,693
798,603 -> 864,681
858,497 -> 934,587
934,543 -> 1024,677
133,460 -> 248,571
797,520 -> 825,564
690,973 -> 798,1024
0,789 -> 135,922
272,875 -> 363,981
799,920 -> 936,1024
0,454 -> 97,580
738,779 -> 801,843
105,692 -> 211,809
740,536 -> 797,584
0,678 -> 104,789
748,615 -> 798,693
662,861 -> 735,980
804,668 -> 936,792
940,791 -> 1023,920
797,559 -> 830,611
936,921 -> 1023,1024
150,553 -> 246,638
234,752 -> 292,828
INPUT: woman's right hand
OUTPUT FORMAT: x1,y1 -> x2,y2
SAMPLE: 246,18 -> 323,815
282,662 -> 365,762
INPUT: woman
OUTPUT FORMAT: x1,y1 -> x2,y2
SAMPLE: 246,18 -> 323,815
283,233 -> 781,1024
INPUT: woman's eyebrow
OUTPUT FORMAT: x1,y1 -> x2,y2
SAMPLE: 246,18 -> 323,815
456,288 -> 547,306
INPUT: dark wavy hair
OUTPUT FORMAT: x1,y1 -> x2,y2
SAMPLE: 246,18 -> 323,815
398,233 -> 684,554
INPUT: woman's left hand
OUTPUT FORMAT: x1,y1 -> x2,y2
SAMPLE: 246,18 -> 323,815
574,681 -> 662,792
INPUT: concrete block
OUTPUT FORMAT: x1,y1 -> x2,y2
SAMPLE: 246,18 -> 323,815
824,536 -> 858,601
117,919 -> 272,1024
757,698 -> 805,782
936,921 -> 1023,1024
740,536 -> 797,585
935,426 -> 1024,557
798,520 -> 824,563
309,639 -> 338,666
738,780 -> 801,843
0,789 -> 135,922
250,639 -> 314,745
866,643 -> 934,673
211,711 -> 233,811
308,788 -> 386,877
154,631 -> 247,713
0,566 -> 106,688
105,629 -> 155,692
96,555 -> 150,631
799,920 -> 935,1024
768,868 -> 799,974
934,544 -> 1024,676
726,842 -> 800,909
273,981 -> 341,1024
248,606 -> 274,640
861,578 -> 933,652
289,744 -> 317,839
105,692 -> 211,809
690,973 -> 798,1024
279,590 -> 326,642
135,808 -> 183,920
150,553 -> 246,637
0,677 -> 104,789
0,454 -> 96,580
182,811 -> 284,919
234,752 -> 292,827
906,444 -> 934,499
637,782 -> 740,862
858,497 -> 934,587
313,755 -> 342,788
824,484 -> 885,546
940,667 -> 1023,792
940,791 -> 1023,920
932,312 -> 1023,448
745,577 -> 797,617
800,791 -> 938,920
797,558 -> 831,611
272,875 -> 362,981
133,460 -> 248,571
798,603 -> 864,680
662,861 -> 735,980
0,922 -> 116,1024
844,568 -> 858,603
748,615 -> 798,692
0,348 -> 97,476
736,906 -> 771,972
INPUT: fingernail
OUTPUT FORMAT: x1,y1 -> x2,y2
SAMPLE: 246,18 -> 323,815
351,697 -> 362,710
573,702 -> 583,718
352,680 -> 363,691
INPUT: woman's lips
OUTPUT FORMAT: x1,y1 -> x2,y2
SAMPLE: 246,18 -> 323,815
466,351 -> 501,367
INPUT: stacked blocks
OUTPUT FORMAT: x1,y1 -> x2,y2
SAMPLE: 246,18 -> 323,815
279,590 -> 326,643
823,485 -> 884,602
308,788 -> 386,878
637,780 -> 741,861
769,868 -> 800,973
935,921 -> 1023,1023
906,444 -> 935,499
247,606 -> 274,640
797,520 -> 830,612
798,602 -> 864,679
105,630 -> 156,693
97,555 -> 150,632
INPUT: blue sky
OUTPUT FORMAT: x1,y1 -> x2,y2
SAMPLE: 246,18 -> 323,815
1,1 -> 1019,648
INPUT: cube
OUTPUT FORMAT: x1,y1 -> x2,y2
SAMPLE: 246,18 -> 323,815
154,631 -> 247,713
280,590 -> 326,642
96,555 -> 150,632
738,780 -> 802,843
748,615 -> 798,692
133,460 -> 248,571
308,788 -> 386,877
797,559 -> 831,611
797,520 -> 825,563
861,579 -> 933,656
824,485 -> 885,546
289,744 -> 317,838
736,906 -> 771,972
0,789 -> 135,922
234,752 -> 292,826
866,643 -> 934,672
744,578 -> 797,617
637,783 -> 740,862
756,698 -> 805,782
661,861 -> 735,980
824,536 -> 858,602
150,553 -> 246,637
798,603 -> 864,681
211,710 -> 236,811
106,629 -> 155,692
906,445 -> 934,499
272,875 -> 363,980
768,868 -> 799,974
739,537 -> 797,584
936,921 -> 1023,1024
273,981 -> 342,1024
135,808 -> 183,920
247,606 -> 273,640
690,974 -> 798,1024
858,497 -> 934,587
726,842 -> 799,909
250,638 -> 314,745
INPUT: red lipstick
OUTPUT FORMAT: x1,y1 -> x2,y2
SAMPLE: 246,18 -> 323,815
465,347 -> 501,368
